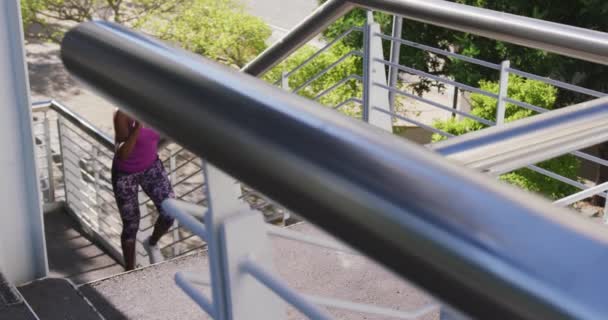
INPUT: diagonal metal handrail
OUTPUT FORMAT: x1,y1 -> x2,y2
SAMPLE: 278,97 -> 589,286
430,96 -> 608,175
62,21 -> 608,319
243,0 -> 608,76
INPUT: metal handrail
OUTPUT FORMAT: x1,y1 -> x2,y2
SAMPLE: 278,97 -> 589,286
62,21 -> 608,319
33,100 -> 114,151
243,0 -> 608,76
431,96 -> 608,175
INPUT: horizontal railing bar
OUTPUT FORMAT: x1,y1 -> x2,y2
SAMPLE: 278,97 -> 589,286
162,147 -> 185,162
431,96 -> 608,175
373,107 -> 454,138
51,100 -> 114,151
571,151 -> 608,167
63,22 -> 608,319
503,97 -> 549,114
140,185 -> 208,222
175,272 -> 216,318
267,224 -> 357,254
285,27 -> 364,79
374,82 -> 495,126
314,75 -> 362,101
32,100 -> 53,111
526,165 -> 589,191
163,199 -> 208,240
351,0 -> 608,65
333,97 -> 363,110
507,68 -> 606,98
375,33 -> 501,70
242,0 -> 355,76
293,51 -> 362,94
240,260 -> 332,320
60,126 -> 115,159
304,294 -> 439,319
168,156 -> 200,176
375,59 -> 499,99
555,181 -> 608,207
244,0 -> 608,77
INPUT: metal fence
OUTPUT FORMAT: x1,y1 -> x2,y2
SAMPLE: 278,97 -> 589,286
270,10 -> 608,222
31,100 -> 296,266
59,12 -> 608,319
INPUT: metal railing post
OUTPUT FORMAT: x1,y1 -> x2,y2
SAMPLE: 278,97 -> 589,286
169,153 -> 181,256
203,163 -> 285,319
388,15 -> 403,113
281,71 -> 290,91
363,11 -> 392,132
496,60 -> 511,125
92,146 -> 101,231
203,163 -> 245,320
56,117 -> 68,204
43,112 -> 55,202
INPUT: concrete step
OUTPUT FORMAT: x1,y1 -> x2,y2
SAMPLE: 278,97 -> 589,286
18,278 -> 102,320
44,202 -> 124,285
0,272 -> 37,320
77,222 -> 439,320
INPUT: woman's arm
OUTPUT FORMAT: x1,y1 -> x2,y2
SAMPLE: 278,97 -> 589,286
114,111 -> 141,160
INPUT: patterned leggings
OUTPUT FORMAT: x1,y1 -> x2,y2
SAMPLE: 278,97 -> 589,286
112,158 -> 175,242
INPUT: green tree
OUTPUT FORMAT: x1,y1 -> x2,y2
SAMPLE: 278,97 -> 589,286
20,0 -> 184,40
432,76 -> 580,199
318,0 -> 608,102
144,0 -> 271,68
263,43 -> 363,118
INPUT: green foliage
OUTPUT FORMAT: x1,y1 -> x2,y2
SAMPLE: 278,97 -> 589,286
263,43 -> 363,118
432,76 -> 580,199
21,0 -> 185,41
317,0 -> 608,105
145,0 -> 271,68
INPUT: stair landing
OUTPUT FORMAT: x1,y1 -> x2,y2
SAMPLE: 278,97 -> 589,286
79,222 -> 439,320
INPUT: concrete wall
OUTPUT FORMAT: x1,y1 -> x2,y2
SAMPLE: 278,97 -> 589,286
0,0 -> 48,284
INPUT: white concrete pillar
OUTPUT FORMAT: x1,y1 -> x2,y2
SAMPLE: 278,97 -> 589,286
0,0 -> 48,284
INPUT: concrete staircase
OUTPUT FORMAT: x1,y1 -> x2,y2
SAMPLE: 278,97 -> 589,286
4,204 -> 438,320
18,278 -> 103,320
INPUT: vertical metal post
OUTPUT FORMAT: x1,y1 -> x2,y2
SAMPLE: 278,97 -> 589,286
388,15 -> 403,113
203,163 -> 246,320
0,0 -> 48,284
43,112 -> 55,202
602,193 -> 608,224
281,71 -> 290,91
496,60 -> 511,125
170,153 -> 181,256
57,117 -> 68,203
92,146 -> 101,232
451,86 -> 459,118
362,11 -> 392,132
203,163 -> 284,320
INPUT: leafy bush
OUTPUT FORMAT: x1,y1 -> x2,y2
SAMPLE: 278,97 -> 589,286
263,43 -> 363,118
433,76 -> 580,199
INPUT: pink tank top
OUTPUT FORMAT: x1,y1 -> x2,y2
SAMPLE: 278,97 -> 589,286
115,121 -> 160,173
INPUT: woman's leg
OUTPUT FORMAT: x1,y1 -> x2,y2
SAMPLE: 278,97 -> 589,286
140,159 -> 175,246
112,170 -> 142,271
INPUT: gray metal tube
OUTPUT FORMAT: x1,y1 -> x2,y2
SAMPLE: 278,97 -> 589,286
241,0 -> 354,76
62,21 -> 608,320
243,0 -> 608,78
351,0 -> 608,65
430,96 -> 608,174
388,15 -> 403,112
